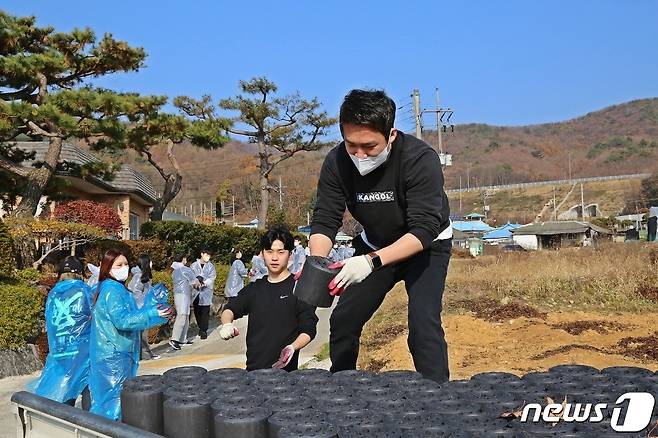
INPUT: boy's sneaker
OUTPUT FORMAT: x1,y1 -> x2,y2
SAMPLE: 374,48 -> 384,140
168,340 -> 181,351
199,331 -> 208,340
150,355 -> 161,360
181,340 -> 194,346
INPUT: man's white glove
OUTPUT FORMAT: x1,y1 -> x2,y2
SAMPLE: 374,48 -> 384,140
219,322 -> 239,340
328,255 -> 374,296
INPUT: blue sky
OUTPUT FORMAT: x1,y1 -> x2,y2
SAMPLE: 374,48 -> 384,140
4,0 -> 658,135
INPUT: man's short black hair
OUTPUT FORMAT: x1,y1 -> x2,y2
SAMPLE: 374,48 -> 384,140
339,89 -> 397,140
260,226 -> 294,251
173,253 -> 186,263
200,248 -> 213,256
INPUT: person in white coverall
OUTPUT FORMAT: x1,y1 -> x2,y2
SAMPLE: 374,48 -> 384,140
288,237 -> 307,274
224,249 -> 248,298
169,254 -> 201,350
191,248 -> 216,340
249,253 -> 268,283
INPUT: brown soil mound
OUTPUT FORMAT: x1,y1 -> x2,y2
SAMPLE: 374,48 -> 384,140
362,357 -> 390,373
365,323 -> 407,349
551,320 -> 631,335
636,283 -> 658,303
617,332 -> 658,361
450,298 -> 547,322
530,344 -> 609,360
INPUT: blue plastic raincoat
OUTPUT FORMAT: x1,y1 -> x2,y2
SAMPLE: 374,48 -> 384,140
28,279 -> 93,403
89,278 -> 166,420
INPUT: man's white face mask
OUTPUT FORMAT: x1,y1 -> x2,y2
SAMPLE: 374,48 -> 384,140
349,140 -> 392,176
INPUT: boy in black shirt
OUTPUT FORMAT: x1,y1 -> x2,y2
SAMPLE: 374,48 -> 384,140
219,227 -> 318,371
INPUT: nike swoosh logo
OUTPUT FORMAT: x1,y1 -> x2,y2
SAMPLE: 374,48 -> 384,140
280,295 -> 288,299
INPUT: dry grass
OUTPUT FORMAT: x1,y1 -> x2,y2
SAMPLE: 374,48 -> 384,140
444,242 -> 658,313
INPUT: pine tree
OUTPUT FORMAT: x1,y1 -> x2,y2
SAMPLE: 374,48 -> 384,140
0,12 -> 145,217
177,77 -> 335,229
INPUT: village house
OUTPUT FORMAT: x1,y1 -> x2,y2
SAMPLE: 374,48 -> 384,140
1,141 -> 156,239
511,221 -> 612,250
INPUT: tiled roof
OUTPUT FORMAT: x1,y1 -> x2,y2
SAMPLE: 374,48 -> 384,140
13,141 -> 156,204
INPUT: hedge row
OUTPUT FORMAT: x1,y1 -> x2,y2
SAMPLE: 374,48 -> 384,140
0,220 -> 16,278
84,239 -> 169,271
140,221 -> 264,265
0,277 -> 45,349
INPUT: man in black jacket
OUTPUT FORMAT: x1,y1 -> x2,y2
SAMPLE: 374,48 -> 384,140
220,227 -> 318,371
309,89 -> 452,383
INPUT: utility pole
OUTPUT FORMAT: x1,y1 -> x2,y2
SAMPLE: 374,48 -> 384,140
232,196 -> 235,224
436,88 -> 443,154
552,187 -> 557,220
420,87 -> 453,165
436,87 -> 443,154
580,183 -> 586,220
568,151 -> 572,180
459,175 -> 463,214
412,89 -> 422,140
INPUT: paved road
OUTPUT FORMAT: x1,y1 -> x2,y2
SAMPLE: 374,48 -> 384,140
139,302 -> 334,374
3,303 -> 334,437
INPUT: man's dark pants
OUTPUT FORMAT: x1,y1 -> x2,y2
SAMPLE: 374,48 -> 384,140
329,235 -> 452,383
192,295 -> 210,335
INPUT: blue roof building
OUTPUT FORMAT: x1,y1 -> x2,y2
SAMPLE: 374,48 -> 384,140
483,222 -> 523,241
452,220 -> 494,233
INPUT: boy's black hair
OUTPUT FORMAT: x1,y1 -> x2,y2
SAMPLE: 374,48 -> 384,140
200,247 -> 213,256
173,253 -> 186,263
260,226 -> 294,251
339,89 -> 397,140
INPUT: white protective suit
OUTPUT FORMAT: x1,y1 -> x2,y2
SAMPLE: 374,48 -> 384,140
190,259 -> 217,306
249,255 -> 268,283
329,248 -> 340,263
86,263 -> 100,288
288,244 -> 306,274
127,266 -> 151,309
171,262 -> 198,315
224,259 -> 248,298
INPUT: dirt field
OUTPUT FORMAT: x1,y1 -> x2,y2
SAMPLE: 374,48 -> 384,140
358,244 -> 658,378
360,293 -> 658,379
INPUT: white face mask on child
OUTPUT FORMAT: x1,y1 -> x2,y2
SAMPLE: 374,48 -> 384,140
111,266 -> 129,282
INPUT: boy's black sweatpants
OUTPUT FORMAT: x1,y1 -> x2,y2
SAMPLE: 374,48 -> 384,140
192,296 -> 210,334
329,235 -> 452,383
